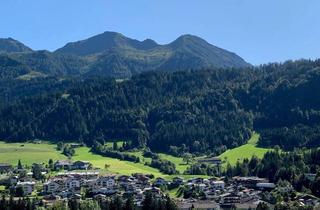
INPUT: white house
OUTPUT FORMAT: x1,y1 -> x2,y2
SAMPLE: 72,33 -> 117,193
65,179 -> 81,190
44,180 -> 61,194
211,181 -> 225,190
256,182 -> 276,190
17,181 -> 35,195
96,176 -> 116,188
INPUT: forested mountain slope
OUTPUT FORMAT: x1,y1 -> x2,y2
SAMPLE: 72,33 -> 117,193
1,59 -> 320,154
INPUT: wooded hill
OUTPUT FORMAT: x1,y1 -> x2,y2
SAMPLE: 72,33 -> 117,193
0,59 -> 320,155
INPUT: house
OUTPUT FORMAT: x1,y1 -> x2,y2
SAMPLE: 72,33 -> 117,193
305,173 -> 317,182
65,179 -> 81,191
43,180 -> 61,194
16,181 -> 35,195
189,177 -> 204,184
172,177 -> 184,185
256,182 -> 276,190
96,176 -> 116,188
153,177 -> 167,186
144,187 -> 161,195
198,157 -> 222,165
54,160 -> 73,170
233,176 -> 268,188
10,176 -> 19,185
211,181 -> 225,190
133,173 -> 150,185
71,161 -> 90,170
0,163 -> 12,173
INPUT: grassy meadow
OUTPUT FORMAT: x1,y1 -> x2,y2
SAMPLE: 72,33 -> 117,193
72,147 -> 165,177
0,136 -> 270,179
0,141 -> 65,166
219,132 -> 272,166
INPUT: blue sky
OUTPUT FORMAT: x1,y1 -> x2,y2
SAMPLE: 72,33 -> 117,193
0,0 -> 319,65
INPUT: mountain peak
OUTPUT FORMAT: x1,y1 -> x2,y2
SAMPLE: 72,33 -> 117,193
55,31 -> 159,56
0,38 -> 33,53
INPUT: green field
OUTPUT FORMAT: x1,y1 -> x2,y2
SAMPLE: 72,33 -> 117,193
219,133 -> 272,166
125,151 -> 189,174
0,141 -> 66,166
0,141 -> 214,179
72,147 -> 165,177
159,153 -> 189,173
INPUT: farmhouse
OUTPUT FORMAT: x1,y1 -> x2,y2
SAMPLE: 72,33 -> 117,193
54,160 -> 73,170
153,177 -> 167,186
71,161 -> 90,170
0,163 -> 12,173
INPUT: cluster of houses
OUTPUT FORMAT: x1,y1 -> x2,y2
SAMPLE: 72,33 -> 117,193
1,160 -> 319,209
176,176 -> 320,209
41,172 -> 166,207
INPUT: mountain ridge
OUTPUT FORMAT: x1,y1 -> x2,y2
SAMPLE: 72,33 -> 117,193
0,31 -> 251,79
0,38 -> 33,53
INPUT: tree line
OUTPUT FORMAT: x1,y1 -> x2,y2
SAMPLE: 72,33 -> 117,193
1,59 -> 320,153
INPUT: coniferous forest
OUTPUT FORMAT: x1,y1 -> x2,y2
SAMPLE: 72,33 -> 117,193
1,59 -> 320,155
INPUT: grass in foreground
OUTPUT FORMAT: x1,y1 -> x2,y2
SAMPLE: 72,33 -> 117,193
219,132 -> 272,166
0,141 -> 66,166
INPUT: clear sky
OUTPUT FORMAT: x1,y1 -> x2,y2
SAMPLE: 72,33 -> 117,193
0,0 -> 319,65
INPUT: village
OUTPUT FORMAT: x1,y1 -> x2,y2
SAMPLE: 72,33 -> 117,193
0,159 -> 319,210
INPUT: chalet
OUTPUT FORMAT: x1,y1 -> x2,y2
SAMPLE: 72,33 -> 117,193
198,157 -> 221,165
133,173 -> 150,185
16,181 -> 35,195
189,177 -> 204,184
65,178 -> 81,191
54,160 -> 73,170
71,161 -> 90,170
211,181 -> 225,190
92,187 -> 117,195
153,177 -> 167,186
233,176 -> 268,188
44,180 -> 63,194
172,177 -> 184,185
0,163 -> 12,173
96,176 -> 116,188
256,182 -> 276,190
144,187 -> 161,196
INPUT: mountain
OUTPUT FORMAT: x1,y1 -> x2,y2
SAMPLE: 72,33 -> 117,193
0,38 -> 33,53
55,32 -> 251,77
55,31 -> 159,56
0,32 -> 250,79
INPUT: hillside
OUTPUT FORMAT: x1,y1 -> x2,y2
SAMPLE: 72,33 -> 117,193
1,60 -> 320,154
0,38 -> 33,53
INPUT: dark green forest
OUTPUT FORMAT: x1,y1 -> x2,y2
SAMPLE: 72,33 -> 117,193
1,59 -> 320,154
